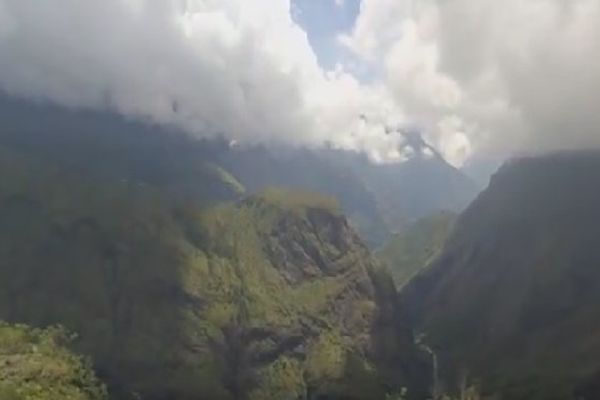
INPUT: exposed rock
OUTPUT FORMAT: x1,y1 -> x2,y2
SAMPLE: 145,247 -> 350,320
0,150 -> 429,399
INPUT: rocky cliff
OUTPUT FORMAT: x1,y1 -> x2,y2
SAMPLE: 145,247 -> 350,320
0,148 -> 428,399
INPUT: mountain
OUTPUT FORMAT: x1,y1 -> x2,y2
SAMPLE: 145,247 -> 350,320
216,145 -> 478,246
404,151 -> 600,400
322,148 -> 479,234
0,94 -> 480,247
0,322 -> 107,400
0,140 -> 429,399
376,211 -> 456,288
0,94 -> 391,247
215,146 -> 390,247
0,95 -> 245,206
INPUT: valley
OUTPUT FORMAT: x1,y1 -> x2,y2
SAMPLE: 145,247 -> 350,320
1,2 -> 598,399
1,95 -> 600,400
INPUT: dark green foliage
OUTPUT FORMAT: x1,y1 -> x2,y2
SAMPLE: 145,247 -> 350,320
216,146 -> 390,247
0,146 -> 425,399
0,322 -> 107,400
377,212 -> 456,288
0,95 -> 385,247
0,94 -> 244,206
404,151 -> 600,399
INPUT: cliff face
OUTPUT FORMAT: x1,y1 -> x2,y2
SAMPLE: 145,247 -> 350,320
0,149 -> 428,399
404,152 -> 600,400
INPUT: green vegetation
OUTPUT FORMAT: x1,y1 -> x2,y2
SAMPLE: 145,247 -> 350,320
377,212 -> 456,288
255,187 -> 341,215
0,322 -> 107,400
405,152 -> 600,400
0,146 -> 426,399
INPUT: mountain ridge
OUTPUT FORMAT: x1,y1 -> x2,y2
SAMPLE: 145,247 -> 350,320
0,142 -> 429,399
403,150 -> 600,400
0,93 -> 480,247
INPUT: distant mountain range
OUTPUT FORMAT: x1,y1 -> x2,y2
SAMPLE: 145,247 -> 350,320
0,93 -> 481,247
321,143 -> 477,236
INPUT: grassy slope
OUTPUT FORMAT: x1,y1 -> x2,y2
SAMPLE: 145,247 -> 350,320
0,322 -> 107,400
0,147 -> 425,400
377,212 -> 456,288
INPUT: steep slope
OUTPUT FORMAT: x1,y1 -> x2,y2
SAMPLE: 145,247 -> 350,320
377,212 -> 456,288
0,94 -> 387,247
0,147 -> 428,400
404,151 -> 600,400
0,322 -> 107,400
216,146 -> 389,247
365,156 -> 477,231
0,94 -> 481,247
322,148 -> 479,233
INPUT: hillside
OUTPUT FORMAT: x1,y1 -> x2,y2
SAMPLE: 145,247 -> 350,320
0,94 -> 481,247
0,95 -> 245,206
321,148 -> 479,234
404,151 -> 600,400
0,322 -> 107,400
0,94 -> 388,246
377,212 -> 456,288
216,146 -> 389,247
0,146 -> 429,399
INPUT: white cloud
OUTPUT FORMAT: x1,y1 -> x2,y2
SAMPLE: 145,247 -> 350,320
1,0 -> 598,168
342,0 -> 600,163
0,0 -> 406,161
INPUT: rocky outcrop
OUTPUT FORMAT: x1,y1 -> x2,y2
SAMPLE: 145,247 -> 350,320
0,149 -> 429,399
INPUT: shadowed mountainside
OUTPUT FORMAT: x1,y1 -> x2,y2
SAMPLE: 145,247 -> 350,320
0,144 -> 429,399
321,148 -> 478,234
404,151 -> 600,400
0,95 -> 388,246
0,94 -> 480,247
0,322 -> 107,400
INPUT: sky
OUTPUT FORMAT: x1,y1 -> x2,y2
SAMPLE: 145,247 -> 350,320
292,0 -> 361,70
0,0 -> 599,168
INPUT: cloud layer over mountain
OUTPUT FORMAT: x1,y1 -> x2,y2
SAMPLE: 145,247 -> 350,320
0,0 -> 599,166
341,0 -> 600,162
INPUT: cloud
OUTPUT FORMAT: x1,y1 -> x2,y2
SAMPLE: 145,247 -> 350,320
0,0 -> 411,164
341,0 -> 600,162
1,0 -> 598,168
